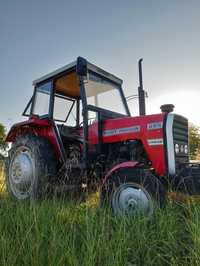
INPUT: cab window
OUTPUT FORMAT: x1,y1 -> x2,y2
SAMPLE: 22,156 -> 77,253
53,94 -> 76,126
32,81 -> 52,117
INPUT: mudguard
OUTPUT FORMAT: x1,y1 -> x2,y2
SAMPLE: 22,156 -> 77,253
5,117 -> 61,159
102,161 -> 139,186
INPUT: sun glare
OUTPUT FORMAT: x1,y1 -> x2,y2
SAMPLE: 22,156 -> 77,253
147,90 -> 200,126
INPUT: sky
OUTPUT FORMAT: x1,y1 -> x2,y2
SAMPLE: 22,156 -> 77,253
0,0 -> 200,130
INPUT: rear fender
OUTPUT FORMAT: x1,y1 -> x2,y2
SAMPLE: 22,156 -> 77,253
5,118 -> 61,159
102,161 -> 139,186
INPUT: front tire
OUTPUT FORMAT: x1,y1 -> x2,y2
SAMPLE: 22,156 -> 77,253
101,167 -> 166,217
5,134 -> 57,200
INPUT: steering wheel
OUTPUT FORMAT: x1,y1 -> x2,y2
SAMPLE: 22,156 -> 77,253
79,117 -> 97,127
60,123 -> 65,131
79,121 -> 83,127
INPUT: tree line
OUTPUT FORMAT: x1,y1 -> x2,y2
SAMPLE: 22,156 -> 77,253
0,123 -> 7,161
189,124 -> 200,160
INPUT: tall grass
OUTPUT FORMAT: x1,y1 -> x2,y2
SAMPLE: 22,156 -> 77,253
0,161 -> 6,195
0,163 -> 200,266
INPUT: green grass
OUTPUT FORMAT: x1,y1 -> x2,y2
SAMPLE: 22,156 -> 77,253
0,167 -> 200,265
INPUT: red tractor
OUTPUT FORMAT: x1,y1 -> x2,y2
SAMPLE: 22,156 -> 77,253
5,57 -> 200,216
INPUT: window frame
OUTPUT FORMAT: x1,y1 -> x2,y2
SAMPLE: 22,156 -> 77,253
22,96 -> 33,117
53,93 -> 76,123
30,80 -> 53,119
85,70 -> 130,117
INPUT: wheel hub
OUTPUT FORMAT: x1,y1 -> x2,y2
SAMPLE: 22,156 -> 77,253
112,183 -> 153,216
127,198 -> 137,210
9,148 -> 34,198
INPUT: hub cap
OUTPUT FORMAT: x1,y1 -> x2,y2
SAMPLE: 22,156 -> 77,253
112,182 -> 153,216
9,147 -> 35,199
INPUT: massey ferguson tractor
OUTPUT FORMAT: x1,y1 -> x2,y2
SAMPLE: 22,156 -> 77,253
5,57 -> 200,216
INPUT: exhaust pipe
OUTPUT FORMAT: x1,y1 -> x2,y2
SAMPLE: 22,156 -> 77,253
138,58 -> 146,116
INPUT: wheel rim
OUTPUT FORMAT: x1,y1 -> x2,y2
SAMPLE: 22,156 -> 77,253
9,146 -> 35,199
112,182 -> 153,216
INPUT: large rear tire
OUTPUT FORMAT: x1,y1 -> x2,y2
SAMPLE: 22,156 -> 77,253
5,134 -> 57,200
101,167 -> 166,217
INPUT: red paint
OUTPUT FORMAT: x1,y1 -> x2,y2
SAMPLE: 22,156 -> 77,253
102,161 -> 139,185
6,112 -> 166,176
6,117 -> 61,159
88,113 -> 166,176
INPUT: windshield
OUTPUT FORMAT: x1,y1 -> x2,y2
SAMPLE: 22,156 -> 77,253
85,72 -> 127,115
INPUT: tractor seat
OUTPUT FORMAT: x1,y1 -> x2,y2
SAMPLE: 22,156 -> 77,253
58,125 -> 80,140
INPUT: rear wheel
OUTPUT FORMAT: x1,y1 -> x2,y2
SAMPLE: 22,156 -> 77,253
5,134 -> 57,200
101,167 -> 166,217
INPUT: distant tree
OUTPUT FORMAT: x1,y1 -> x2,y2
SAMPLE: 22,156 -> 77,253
0,123 -> 7,157
189,123 -> 200,160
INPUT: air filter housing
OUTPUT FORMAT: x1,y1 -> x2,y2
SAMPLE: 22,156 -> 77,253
160,104 -> 174,113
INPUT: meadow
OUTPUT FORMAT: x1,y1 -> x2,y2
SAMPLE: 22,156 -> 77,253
0,164 -> 200,266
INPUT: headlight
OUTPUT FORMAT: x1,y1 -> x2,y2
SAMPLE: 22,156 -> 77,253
184,145 -> 188,154
175,144 -> 179,154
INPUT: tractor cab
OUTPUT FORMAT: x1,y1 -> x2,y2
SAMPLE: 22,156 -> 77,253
25,57 -> 129,123
23,57 -> 130,164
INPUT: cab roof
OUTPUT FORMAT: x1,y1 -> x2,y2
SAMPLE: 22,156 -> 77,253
32,58 -> 123,98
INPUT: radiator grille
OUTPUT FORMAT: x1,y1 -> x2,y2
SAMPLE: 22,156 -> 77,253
173,115 -> 189,167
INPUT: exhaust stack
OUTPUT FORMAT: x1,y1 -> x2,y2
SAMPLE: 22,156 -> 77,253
138,58 -> 146,116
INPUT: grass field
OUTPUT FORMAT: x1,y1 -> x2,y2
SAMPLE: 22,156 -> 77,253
1,165 -> 200,266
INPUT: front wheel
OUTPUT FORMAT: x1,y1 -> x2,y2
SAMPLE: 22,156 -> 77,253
101,167 -> 166,217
